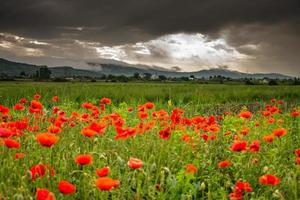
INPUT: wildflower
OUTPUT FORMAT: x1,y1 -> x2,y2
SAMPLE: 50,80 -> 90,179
4,138 -> 21,148
95,177 -> 120,190
36,133 -> 59,147
138,112 -> 148,119
0,105 -> 10,115
96,167 -> 110,177
58,180 -> 76,195
296,157 -> 300,165
127,157 -> 143,169
52,96 -> 59,102
249,140 -> 260,152
259,174 -> 280,186
48,125 -> 61,134
19,98 -> 27,104
81,127 -> 97,137
235,181 -> 253,192
144,102 -> 155,109
13,103 -> 25,110
231,140 -> 247,152
263,135 -> 274,143
181,134 -> 190,143
218,160 -> 231,168
295,148 -> 300,157
185,164 -> 198,174
291,111 -> 299,117
30,164 -> 55,181
36,188 -> 55,200
15,152 -> 25,159
75,154 -> 93,165
159,127 -> 171,140
239,111 -> 252,119
34,94 -> 41,100
229,181 -> 252,200
240,127 -> 250,135
100,97 -> 112,105
29,100 -> 43,113
273,128 -> 287,137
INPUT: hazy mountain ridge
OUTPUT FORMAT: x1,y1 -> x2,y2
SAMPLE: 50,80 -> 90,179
0,58 -> 292,79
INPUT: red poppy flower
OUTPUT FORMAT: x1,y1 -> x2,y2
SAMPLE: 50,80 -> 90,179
0,128 -> 14,138
127,157 -> 143,169
34,94 -> 41,100
240,127 -> 250,135
52,96 -> 59,102
15,152 -> 25,159
218,160 -> 231,168
263,135 -> 274,143
229,190 -> 243,200
0,105 -> 10,115
231,140 -> 247,152
75,154 -> 93,165
96,167 -> 110,177
249,140 -> 260,152
144,102 -> 155,109
36,133 -> 59,147
295,148 -> 300,157
58,180 -> 76,195
296,157 -> 300,165
238,111 -> 252,119
181,134 -> 190,143
81,127 -> 97,137
259,174 -> 280,186
291,111 -> 299,117
4,138 -> 21,148
95,177 -> 120,190
273,128 -> 287,137
235,181 -> 253,192
138,112 -> 148,119
100,97 -> 112,105
19,98 -> 27,104
29,100 -> 43,113
159,127 -> 171,140
48,125 -> 61,134
229,181 -> 252,200
185,164 -> 198,174
29,164 -> 55,181
36,188 -> 55,200
13,103 -> 25,110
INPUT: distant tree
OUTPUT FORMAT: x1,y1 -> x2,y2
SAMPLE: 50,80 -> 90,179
133,72 -> 140,79
20,71 -> 26,76
143,73 -> 152,80
36,66 -> 51,80
100,74 -> 107,80
107,74 -> 115,80
269,80 -> 278,86
158,75 -> 167,81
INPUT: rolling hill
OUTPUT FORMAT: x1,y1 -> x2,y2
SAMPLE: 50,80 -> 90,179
0,58 -> 292,79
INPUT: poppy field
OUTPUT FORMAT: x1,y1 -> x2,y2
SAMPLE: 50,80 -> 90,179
0,83 -> 299,200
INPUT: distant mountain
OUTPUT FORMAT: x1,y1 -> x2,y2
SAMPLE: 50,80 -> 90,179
0,58 -> 103,78
94,63 -> 292,79
0,57 -> 292,79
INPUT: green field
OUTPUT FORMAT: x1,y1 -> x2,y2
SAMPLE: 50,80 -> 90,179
0,82 -> 299,199
1,82 -> 300,106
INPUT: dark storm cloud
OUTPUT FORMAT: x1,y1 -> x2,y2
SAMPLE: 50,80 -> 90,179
0,0 -> 299,45
0,0 -> 300,75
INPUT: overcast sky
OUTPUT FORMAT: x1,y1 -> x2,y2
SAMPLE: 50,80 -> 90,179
0,0 -> 299,75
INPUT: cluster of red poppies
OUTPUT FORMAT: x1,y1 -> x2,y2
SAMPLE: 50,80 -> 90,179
0,94 -> 299,199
